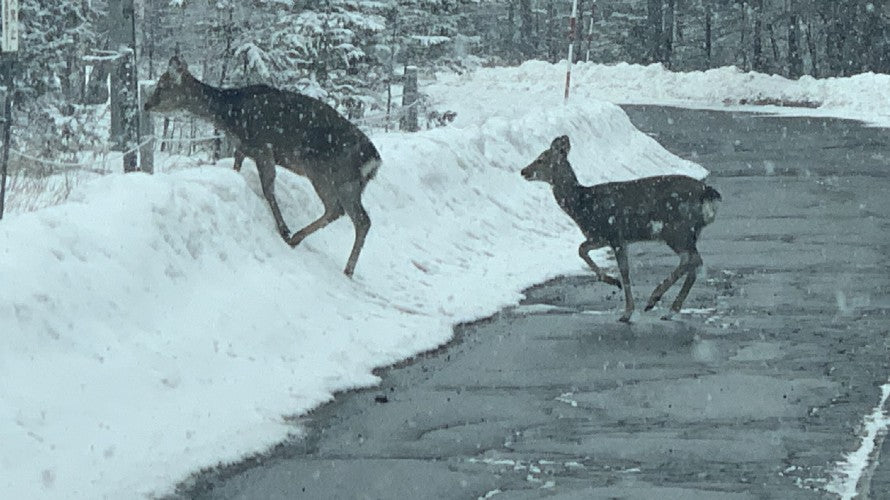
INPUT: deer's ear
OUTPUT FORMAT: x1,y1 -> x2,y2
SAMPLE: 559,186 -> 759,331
167,56 -> 189,82
552,135 -> 571,153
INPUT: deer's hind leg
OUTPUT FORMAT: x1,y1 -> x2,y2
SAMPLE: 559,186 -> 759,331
665,249 -> 703,318
645,241 -> 703,319
338,179 -> 371,277
288,179 -> 345,248
613,243 -> 634,323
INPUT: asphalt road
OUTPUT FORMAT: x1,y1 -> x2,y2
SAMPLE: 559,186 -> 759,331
176,106 -> 890,499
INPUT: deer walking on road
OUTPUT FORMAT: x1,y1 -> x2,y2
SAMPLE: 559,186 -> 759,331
521,136 -> 721,322
145,57 -> 380,277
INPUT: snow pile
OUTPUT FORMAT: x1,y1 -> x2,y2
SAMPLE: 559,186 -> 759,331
438,61 -> 890,126
1,69 -> 704,499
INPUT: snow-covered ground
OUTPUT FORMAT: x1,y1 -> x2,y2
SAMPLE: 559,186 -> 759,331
3,60 -> 889,498
441,60 -> 890,127
1,63 -> 704,499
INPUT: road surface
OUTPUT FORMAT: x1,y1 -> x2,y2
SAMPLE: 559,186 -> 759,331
176,106 -> 890,499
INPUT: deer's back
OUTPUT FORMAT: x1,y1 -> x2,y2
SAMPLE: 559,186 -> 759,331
572,175 -> 716,244
223,86 -> 379,164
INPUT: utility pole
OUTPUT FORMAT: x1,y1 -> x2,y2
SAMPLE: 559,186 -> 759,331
108,0 -> 141,173
1,0 -> 19,220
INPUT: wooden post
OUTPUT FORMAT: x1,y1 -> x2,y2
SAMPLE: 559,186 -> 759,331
108,0 -> 140,172
138,82 -> 154,174
400,66 -> 419,132
565,0 -> 579,101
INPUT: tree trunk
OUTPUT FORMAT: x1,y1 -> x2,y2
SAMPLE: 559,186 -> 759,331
752,0 -> 765,72
767,23 -> 779,71
804,18 -> 818,76
547,1 -> 558,62
787,0 -> 802,77
740,2 -> 748,70
825,3 -> 845,75
704,3 -> 712,65
674,0 -> 683,43
663,0 -> 675,68
519,0 -> 534,59
505,2 -> 515,61
647,0 -> 663,63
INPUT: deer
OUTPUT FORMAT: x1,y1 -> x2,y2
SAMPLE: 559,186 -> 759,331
521,135 -> 721,322
144,56 -> 381,277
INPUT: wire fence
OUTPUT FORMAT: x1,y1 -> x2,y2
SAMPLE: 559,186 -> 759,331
1,92 -> 454,215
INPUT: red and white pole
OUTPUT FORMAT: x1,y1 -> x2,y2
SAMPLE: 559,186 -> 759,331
564,0 -> 579,101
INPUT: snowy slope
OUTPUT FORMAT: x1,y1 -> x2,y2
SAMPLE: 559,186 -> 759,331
0,68 -> 707,499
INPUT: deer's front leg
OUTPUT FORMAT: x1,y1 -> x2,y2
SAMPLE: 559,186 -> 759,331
579,240 -> 622,289
254,152 -> 291,240
613,242 -> 634,323
233,149 -> 246,172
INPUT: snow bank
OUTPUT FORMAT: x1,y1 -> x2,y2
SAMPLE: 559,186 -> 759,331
439,61 -> 890,126
1,69 -> 704,498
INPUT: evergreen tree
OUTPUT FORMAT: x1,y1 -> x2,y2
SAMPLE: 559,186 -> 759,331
14,0 -> 103,163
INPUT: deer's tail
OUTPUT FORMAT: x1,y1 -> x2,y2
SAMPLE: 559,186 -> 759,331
358,140 -> 381,189
701,185 -> 721,225
360,158 -> 381,188
702,185 -> 722,202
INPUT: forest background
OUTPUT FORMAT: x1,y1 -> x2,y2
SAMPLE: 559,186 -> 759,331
7,0 -> 890,176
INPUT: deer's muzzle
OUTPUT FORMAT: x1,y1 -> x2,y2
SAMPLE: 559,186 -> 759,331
520,165 -> 536,181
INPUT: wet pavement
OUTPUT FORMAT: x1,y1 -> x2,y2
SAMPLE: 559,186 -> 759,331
176,106 -> 890,499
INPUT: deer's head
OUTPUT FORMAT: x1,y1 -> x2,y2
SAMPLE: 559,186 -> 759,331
144,56 -> 194,113
521,135 -> 572,184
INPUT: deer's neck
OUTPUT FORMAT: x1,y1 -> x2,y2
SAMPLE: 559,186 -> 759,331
549,163 -> 583,214
182,78 -> 236,133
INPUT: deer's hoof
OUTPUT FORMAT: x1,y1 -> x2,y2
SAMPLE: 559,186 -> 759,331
602,275 -> 622,289
644,302 -> 656,312
288,233 -> 305,248
618,314 -> 632,323
660,312 -> 675,321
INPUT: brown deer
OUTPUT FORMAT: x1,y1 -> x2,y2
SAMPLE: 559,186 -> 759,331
144,57 -> 380,277
521,136 -> 721,322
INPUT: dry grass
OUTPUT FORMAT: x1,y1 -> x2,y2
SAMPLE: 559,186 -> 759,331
723,97 -> 822,108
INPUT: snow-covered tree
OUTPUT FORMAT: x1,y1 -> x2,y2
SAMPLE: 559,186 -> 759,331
226,0 -> 389,116
13,0 -> 103,163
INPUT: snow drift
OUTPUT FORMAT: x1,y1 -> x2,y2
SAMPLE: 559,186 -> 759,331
443,61 -> 890,126
1,68 -> 705,498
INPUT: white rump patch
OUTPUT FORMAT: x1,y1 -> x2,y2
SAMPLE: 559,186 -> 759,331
361,158 -> 381,180
702,200 -> 718,224
648,220 -> 664,236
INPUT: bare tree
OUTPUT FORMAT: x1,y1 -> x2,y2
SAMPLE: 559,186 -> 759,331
647,0 -> 664,63
787,0 -> 802,77
751,0 -> 765,72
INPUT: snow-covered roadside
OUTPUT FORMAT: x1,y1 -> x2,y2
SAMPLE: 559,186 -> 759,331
825,385 -> 890,499
1,69 -> 705,498
437,61 -> 890,127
